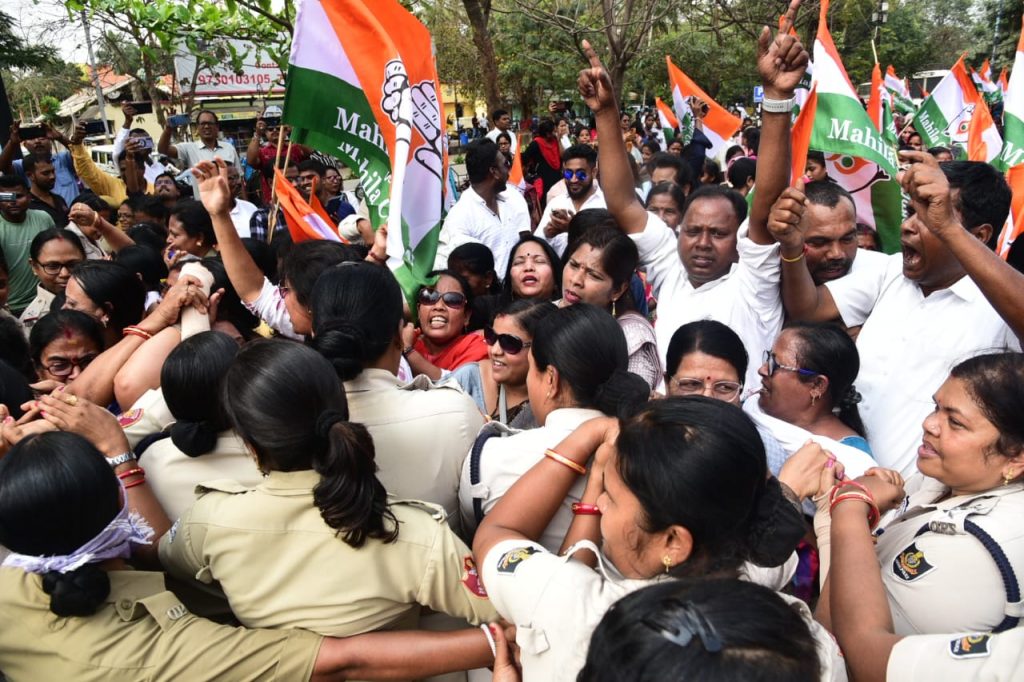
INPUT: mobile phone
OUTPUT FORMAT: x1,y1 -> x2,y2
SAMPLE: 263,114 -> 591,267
17,125 -> 45,140
168,114 -> 190,127
134,136 -> 155,151
83,120 -> 108,135
263,116 -> 282,128
0,192 -> 19,202
127,101 -> 153,115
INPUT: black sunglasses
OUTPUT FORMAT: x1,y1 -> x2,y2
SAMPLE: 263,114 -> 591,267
417,289 -> 467,309
484,327 -> 531,354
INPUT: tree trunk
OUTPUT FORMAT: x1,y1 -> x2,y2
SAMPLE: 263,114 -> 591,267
462,0 -> 503,114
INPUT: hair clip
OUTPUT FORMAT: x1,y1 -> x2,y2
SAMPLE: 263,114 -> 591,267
644,600 -> 723,653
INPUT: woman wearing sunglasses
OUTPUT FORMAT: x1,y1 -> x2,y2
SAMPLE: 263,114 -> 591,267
751,321 -> 872,456
451,298 -> 556,427
28,309 -> 104,393
459,304 -> 649,551
559,226 -> 660,390
402,270 -> 488,379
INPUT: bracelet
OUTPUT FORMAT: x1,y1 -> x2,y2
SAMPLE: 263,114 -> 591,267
544,448 -> 588,476
90,211 -> 100,228
122,326 -> 153,340
571,502 -> 601,516
116,467 -> 145,481
401,346 -> 415,358
107,451 -> 137,468
367,250 -> 387,263
829,491 -> 880,529
781,249 -> 805,263
480,624 -> 497,658
124,477 -> 147,489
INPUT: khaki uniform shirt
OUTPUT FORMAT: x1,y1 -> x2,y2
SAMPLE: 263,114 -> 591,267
143,429 -> 263,522
17,285 -> 54,336
0,567 -> 320,681
875,476 -> 1024,635
345,369 -> 484,533
888,629 -> 1024,680
159,469 -> 497,636
119,388 -> 175,449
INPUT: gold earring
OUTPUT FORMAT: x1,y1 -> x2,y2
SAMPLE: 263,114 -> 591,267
611,298 -> 617,317
662,556 -> 672,574
810,393 -> 819,406
1004,471 -> 1015,486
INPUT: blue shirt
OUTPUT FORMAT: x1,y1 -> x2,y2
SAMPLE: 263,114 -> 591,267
11,150 -> 80,206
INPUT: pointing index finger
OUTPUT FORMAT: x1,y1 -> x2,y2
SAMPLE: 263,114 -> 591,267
779,0 -> 802,35
581,39 -> 602,70
897,150 -> 938,167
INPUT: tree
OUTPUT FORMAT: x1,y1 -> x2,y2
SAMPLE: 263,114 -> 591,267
0,10 -> 52,70
463,0 -> 505,113
4,60 -> 89,120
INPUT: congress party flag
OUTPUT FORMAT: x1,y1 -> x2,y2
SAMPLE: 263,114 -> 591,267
508,142 -> 527,193
655,97 -> 681,143
995,165 -> 1024,258
979,60 -> 1003,106
273,168 -> 342,243
282,0 -> 448,298
665,56 -> 741,159
999,68 -> 1009,99
995,17 -> 1024,172
912,55 -> 1000,159
799,0 -> 901,252
884,66 -> 917,115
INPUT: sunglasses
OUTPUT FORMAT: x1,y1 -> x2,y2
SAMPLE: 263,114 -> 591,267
763,350 -> 818,377
563,169 -> 588,181
417,289 -> 467,309
484,327 -> 531,354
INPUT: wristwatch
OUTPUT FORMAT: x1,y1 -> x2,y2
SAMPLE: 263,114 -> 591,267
107,451 -> 137,469
761,96 -> 797,114
402,346 -> 415,358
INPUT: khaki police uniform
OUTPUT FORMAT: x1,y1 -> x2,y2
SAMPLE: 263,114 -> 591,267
481,538 -> 847,682
119,388 -> 175,449
344,369 -> 484,534
887,629 -> 1024,680
143,429 -> 262,522
159,469 -> 497,636
874,476 -> 1024,635
0,566 -> 320,681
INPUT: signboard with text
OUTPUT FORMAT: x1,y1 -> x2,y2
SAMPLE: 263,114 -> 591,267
175,41 -> 285,97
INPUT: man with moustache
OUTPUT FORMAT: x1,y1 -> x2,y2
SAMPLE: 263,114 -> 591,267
799,180 -> 888,286
533,145 -> 606,256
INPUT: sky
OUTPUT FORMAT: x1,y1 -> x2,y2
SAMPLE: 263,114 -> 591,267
9,0 -> 91,64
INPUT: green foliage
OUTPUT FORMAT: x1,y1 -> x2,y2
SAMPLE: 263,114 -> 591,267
4,59 -> 89,120
0,11 -> 53,70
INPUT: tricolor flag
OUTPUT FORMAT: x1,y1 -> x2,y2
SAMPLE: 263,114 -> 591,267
282,0 -> 447,298
274,168 -> 342,243
655,96 -> 680,144
995,17 -> 1024,172
794,0 -> 902,252
884,66 -> 917,115
995,165 -> 1024,257
912,56 -> 984,152
665,56 -> 741,159
999,68 -> 1010,99
508,142 -> 527,193
979,60 -> 1003,106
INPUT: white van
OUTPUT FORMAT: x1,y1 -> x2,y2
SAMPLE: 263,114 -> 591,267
87,144 -> 117,176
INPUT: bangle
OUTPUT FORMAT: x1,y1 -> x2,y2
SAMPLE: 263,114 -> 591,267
90,211 -> 100,228
124,477 -> 147,489
401,346 -> 415,358
480,624 -> 497,658
122,326 -> 153,340
544,448 -> 588,476
571,502 -> 601,515
367,250 -> 386,263
829,491 -> 880,529
781,249 -> 805,263
116,467 -> 145,481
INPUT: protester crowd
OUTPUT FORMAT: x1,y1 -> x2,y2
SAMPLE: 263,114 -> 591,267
1,3 -> 1023,680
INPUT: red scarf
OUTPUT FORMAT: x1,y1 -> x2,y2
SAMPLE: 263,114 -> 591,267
535,136 -> 562,171
414,333 -> 489,371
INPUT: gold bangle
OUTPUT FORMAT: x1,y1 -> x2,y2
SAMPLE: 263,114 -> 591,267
781,250 -> 805,263
544,448 -> 587,475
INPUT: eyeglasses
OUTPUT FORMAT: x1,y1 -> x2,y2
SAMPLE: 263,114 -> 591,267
44,354 -> 97,378
417,289 -> 467,309
563,169 -> 589,181
484,327 -> 531,354
667,376 -> 742,400
38,259 -> 82,276
763,350 -> 818,377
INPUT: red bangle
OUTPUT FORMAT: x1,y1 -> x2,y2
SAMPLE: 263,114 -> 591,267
571,503 -> 601,516
124,478 -> 147,489
122,326 -> 153,340
116,467 -> 145,481
367,250 -> 386,263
